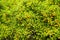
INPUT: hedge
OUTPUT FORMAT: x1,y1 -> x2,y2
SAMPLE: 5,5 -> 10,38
0,0 -> 60,40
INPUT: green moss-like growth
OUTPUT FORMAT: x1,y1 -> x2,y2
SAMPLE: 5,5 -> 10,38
0,0 -> 60,40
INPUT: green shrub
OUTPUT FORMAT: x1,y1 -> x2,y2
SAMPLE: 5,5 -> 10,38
0,0 -> 60,40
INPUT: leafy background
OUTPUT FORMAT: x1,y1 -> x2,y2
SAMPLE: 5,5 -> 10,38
0,0 -> 60,40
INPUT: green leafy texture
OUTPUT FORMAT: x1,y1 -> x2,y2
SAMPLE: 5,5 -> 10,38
0,0 -> 60,40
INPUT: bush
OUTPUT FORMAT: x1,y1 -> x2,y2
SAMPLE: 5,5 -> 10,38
0,0 -> 60,40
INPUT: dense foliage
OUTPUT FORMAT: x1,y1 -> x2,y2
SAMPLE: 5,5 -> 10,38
0,0 -> 60,40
